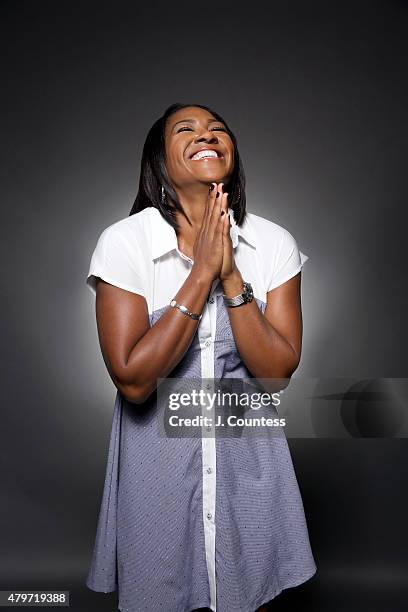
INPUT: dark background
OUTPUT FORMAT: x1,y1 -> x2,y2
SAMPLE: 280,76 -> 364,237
1,0 -> 407,610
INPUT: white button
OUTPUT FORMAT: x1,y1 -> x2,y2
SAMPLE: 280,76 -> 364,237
206,467 -> 212,474
206,426 -> 212,432
207,512 -> 212,520
204,340 -> 211,347
209,297 -> 214,304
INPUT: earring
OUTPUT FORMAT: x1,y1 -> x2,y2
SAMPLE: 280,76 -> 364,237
161,185 -> 166,204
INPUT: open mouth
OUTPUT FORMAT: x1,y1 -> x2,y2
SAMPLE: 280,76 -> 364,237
190,149 -> 223,161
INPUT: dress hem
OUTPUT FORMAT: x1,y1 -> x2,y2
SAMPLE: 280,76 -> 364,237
115,566 -> 317,612
86,579 -> 117,594
255,566 -> 317,610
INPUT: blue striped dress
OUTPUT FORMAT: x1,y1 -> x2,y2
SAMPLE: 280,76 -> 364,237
85,206 -> 317,611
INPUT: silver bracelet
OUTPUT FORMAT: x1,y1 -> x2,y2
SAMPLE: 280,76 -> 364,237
169,299 -> 203,321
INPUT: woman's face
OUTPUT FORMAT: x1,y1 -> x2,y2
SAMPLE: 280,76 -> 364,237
164,106 -> 235,189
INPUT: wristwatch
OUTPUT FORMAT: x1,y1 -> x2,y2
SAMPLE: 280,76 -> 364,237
223,281 -> 254,307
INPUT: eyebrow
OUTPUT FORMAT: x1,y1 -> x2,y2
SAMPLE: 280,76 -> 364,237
172,118 -> 224,129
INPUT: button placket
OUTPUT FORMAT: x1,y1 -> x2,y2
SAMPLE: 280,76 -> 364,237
199,297 -> 217,611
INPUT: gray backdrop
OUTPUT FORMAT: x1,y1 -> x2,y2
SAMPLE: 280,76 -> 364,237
1,1 -> 407,611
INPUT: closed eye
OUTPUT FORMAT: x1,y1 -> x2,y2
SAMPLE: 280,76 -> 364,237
177,126 -> 226,133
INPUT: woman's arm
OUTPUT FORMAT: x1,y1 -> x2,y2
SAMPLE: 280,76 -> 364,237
95,266 -> 213,404
221,268 -> 303,382
94,186 -> 227,405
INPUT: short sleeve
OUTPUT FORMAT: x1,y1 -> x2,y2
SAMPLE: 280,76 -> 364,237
86,227 -> 146,297
267,228 -> 309,292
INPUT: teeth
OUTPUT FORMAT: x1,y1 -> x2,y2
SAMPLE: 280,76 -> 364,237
191,150 -> 219,160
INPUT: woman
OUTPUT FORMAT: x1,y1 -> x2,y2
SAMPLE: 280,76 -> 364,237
85,103 -> 317,612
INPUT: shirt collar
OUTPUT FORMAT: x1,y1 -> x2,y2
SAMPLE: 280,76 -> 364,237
150,206 -> 257,261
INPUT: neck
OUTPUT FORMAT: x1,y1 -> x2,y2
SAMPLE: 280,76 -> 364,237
172,183 -> 213,253
175,183 -> 211,225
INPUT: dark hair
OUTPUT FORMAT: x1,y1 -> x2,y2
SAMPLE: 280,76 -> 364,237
129,102 -> 247,229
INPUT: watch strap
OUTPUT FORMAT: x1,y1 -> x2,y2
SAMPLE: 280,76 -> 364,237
223,281 -> 254,308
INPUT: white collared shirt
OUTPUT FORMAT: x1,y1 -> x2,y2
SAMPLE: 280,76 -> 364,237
86,206 -> 309,305
85,206 -> 315,612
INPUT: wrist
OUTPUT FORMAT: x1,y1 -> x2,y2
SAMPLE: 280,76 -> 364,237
190,264 -> 215,287
221,269 -> 244,297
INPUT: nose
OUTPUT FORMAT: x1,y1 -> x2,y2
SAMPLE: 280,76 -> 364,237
194,129 -> 218,143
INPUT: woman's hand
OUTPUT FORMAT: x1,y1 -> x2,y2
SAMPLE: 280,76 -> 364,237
219,185 -> 238,281
192,182 -> 226,282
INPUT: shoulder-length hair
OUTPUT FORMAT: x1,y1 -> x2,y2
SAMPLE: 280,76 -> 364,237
129,102 -> 247,230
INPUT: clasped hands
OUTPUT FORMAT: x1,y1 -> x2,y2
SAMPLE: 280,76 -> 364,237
192,182 -> 242,287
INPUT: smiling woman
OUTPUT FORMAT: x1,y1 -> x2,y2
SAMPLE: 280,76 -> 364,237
85,102 -> 316,612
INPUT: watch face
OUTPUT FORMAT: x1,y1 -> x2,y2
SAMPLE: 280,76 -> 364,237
243,282 -> 254,302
